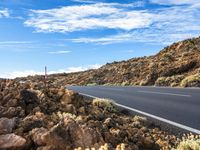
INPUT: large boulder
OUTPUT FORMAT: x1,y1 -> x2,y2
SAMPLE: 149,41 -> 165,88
0,133 -> 26,149
20,89 -> 39,114
40,118 -> 104,150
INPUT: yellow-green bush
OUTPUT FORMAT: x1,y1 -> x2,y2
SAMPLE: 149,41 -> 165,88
175,139 -> 200,150
180,74 -> 200,87
86,83 -> 97,86
51,111 -> 76,122
121,81 -> 129,86
155,75 -> 184,87
155,77 -> 167,86
173,134 -> 200,150
92,98 -> 118,113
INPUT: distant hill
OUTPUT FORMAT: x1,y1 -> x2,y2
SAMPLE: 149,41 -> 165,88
18,37 -> 200,87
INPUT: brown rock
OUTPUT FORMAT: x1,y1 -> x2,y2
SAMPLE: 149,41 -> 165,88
60,93 -> 73,105
104,118 -> 115,128
0,106 -> 24,118
0,117 -> 16,134
20,89 -> 39,114
61,104 -> 77,114
41,118 -> 104,150
37,146 -> 57,150
6,99 -> 18,107
0,133 -> 26,149
20,115 -> 45,132
31,127 -> 48,146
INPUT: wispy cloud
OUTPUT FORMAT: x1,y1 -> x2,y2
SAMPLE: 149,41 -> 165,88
48,50 -> 71,54
0,41 -> 36,51
0,64 -> 102,79
0,41 -> 33,44
24,1 -> 200,45
70,4 -> 200,45
72,31 -> 199,46
150,0 -> 200,5
71,33 -> 133,45
25,3 -> 151,32
0,8 -> 10,18
71,0 -> 97,3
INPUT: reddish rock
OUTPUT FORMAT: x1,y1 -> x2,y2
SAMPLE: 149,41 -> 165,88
41,118 -> 104,150
0,133 -> 26,149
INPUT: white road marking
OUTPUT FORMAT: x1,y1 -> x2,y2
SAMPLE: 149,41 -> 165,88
138,90 -> 191,97
79,92 -> 200,135
98,87 -> 125,91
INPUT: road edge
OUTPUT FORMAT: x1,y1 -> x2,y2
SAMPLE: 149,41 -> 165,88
79,92 -> 200,135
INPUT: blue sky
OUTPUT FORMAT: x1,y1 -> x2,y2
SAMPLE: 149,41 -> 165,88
0,0 -> 200,78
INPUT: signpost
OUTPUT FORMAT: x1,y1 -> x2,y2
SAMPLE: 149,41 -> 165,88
44,66 -> 47,87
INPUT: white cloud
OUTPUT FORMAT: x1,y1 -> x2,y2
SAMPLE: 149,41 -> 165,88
71,33 -> 133,45
150,0 -> 200,5
24,2 -> 200,45
71,32 -> 200,46
0,41 -> 38,51
48,50 -> 71,54
25,3 -> 153,32
71,0 -> 96,3
0,8 -> 10,18
0,41 -> 33,44
0,64 -> 102,79
70,5 -> 200,45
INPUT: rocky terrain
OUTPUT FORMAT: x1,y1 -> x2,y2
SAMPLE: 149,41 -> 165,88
1,78 -> 199,150
1,37 -> 200,150
41,37 -> 200,87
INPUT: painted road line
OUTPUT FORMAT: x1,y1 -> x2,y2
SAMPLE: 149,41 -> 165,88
79,92 -> 200,135
138,90 -> 191,97
98,87 -> 125,91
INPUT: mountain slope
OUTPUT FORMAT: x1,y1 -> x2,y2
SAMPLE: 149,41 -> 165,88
17,37 -> 200,87
59,37 -> 200,87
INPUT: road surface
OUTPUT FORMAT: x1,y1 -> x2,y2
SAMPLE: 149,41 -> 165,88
68,86 -> 200,133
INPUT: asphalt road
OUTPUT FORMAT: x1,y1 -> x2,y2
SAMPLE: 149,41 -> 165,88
68,86 -> 200,133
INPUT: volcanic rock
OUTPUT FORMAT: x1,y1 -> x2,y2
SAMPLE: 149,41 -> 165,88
0,117 -> 16,134
0,133 -> 26,149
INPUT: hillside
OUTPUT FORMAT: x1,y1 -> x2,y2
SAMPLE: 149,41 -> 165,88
15,37 -> 200,87
57,37 -> 200,87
